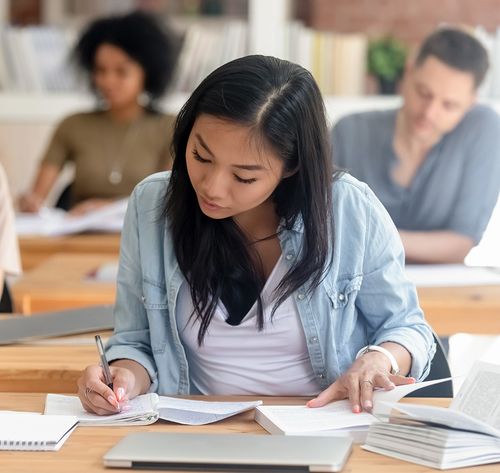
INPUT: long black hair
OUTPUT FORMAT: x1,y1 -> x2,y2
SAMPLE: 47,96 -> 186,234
167,55 -> 335,344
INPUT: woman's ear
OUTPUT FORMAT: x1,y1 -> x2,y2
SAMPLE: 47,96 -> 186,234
282,167 -> 298,179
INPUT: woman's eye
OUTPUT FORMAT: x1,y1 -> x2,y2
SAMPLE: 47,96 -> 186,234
234,175 -> 256,184
193,150 -> 209,163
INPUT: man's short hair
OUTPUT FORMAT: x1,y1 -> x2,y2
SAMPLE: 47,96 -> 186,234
416,27 -> 489,89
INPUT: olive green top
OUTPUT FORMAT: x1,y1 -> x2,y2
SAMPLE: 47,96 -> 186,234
42,111 -> 175,204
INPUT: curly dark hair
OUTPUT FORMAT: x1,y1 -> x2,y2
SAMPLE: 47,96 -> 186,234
74,10 -> 180,100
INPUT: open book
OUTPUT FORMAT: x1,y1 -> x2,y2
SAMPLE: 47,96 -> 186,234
0,411 -> 78,451
254,378 -> 449,442
363,361 -> 500,469
45,393 -> 262,426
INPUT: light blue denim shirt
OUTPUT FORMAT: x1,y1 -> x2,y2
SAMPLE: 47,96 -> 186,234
106,171 -> 435,395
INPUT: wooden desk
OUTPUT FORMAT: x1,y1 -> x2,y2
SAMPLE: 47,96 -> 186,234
11,253 -> 117,314
0,394 -> 497,473
417,285 -> 500,336
19,233 -> 121,271
0,332 -> 113,393
12,250 -> 500,331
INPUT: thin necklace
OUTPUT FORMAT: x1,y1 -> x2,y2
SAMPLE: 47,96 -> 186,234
248,231 -> 280,246
107,118 -> 140,185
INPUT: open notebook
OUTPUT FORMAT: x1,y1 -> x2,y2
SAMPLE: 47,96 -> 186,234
45,393 -> 262,426
0,411 -> 78,451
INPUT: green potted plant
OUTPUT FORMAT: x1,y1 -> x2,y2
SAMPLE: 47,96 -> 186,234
367,36 -> 408,95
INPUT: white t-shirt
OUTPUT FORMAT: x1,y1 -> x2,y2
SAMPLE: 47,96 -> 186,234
176,255 -> 321,396
0,164 -> 21,278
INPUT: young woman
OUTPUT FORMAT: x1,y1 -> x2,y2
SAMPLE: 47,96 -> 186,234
20,11 -> 180,215
78,55 -> 435,415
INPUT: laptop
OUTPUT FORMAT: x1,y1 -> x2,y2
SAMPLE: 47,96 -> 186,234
103,432 -> 352,472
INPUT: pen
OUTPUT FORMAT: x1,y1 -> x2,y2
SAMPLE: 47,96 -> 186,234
95,335 -> 113,390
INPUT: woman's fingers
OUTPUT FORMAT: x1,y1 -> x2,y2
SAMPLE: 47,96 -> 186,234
306,382 -> 346,408
359,379 -> 375,411
77,364 -> 121,415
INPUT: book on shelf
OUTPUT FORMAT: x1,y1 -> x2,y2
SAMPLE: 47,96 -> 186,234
45,393 -> 262,426
363,361 -> 500,470
254,377 -> 450,443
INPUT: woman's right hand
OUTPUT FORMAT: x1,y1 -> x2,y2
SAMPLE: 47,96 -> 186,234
77,364 -> 136,415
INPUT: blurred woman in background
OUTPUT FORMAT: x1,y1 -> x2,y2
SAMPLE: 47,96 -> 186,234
20,10 -> 180,214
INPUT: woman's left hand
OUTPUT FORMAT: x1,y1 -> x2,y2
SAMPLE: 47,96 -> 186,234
69,198 -> 115,216
306,351 -> 415,413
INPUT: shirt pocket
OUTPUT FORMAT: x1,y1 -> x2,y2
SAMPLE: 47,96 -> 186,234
324,275 -> 363,309
142,279 -> 169,354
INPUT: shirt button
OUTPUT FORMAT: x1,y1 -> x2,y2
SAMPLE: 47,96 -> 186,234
338,293 -> 345,302
141,295 -> 146,303
297,293 -> 305,300
285,253 -> 293,261
309,336 -> 318,343
318,373 -> 325,379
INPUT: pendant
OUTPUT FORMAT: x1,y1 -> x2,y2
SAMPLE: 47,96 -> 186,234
108,170 -> 123,185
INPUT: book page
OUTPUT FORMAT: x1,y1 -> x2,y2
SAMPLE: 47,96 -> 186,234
451,361 -> 500,429
157,397 -> 262,425
44,393 -> 159,426
256,378 -> 451,434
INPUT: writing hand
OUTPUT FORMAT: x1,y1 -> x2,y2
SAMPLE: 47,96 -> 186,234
77,364 -> 136,415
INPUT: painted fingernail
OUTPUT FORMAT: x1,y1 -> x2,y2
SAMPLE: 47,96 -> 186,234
116,387 -> 125,401
353,405 -> 360,413
107,395 -> 119,408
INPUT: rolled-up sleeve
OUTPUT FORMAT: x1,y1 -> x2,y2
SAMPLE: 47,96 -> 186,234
356,185 -> 435,380
105,187 -> 159,392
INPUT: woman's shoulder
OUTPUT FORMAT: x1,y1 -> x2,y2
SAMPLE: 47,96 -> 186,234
133,171 -> 172,203
54,111 -> 105,131
332,172 -> 373,203
143,111 -> 176,127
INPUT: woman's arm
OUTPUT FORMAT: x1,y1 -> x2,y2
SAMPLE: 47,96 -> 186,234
19,163 -> 60,212
309,182 -> 434,412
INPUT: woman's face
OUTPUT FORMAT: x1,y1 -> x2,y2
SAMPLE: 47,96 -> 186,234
93,43 -> 145,110
186,114 -> 286,223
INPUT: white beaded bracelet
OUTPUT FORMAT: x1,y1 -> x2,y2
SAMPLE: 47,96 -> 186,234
355,345 -> 400,375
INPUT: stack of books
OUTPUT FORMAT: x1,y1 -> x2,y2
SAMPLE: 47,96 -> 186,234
363,361 -> 500,469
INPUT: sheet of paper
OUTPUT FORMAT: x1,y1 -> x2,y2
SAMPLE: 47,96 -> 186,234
372,378 -> 453,416
404,264 -> 500,287
157,397 -> 262,425
44,393 -> 159,425
16,198 -> 127,236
